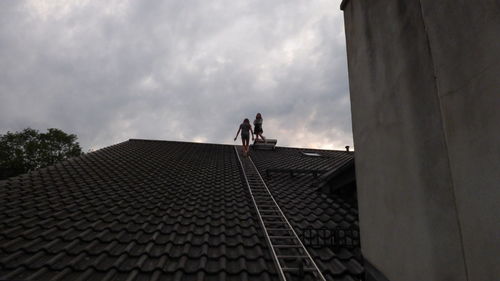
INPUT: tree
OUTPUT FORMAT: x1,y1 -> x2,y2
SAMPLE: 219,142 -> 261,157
0,128 -> 83,180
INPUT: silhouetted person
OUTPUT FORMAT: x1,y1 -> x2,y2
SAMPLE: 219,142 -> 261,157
234,118 -> 254,157
253,113 -> 266,142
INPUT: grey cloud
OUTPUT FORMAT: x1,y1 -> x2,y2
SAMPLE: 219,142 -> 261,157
0,0 -> 353,151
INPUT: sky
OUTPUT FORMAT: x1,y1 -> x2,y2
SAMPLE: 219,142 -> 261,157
0,0 -> 353,152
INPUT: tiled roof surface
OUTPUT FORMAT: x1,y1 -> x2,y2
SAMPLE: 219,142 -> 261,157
0,139 -> 363,281
251,147 -> 363,280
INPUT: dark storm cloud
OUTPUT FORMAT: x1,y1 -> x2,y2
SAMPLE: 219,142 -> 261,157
0,0 -> 353,151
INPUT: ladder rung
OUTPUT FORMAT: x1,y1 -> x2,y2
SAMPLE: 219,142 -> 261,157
277,255 -> 309,259
269,235 -> 296,239
261,215 -> 280,218
262,219 -> 283,222
282,267 -> 316,272
264,221 -> 286,224
267,228 -> 291,231
273,245 -> 302,248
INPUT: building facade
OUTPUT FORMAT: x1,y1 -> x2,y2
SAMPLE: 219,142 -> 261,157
341,1 -> 500,280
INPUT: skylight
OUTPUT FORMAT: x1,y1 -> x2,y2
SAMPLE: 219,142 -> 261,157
302,152 -> 321,157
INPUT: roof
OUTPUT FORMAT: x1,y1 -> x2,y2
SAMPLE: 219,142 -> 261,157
0,139 -> 363,281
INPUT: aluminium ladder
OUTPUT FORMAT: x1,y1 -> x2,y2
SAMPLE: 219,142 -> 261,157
234,147 -> 326,281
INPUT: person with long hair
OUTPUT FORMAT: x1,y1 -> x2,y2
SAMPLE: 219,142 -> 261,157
234,118 -> 254,156
253,113 -> 266,142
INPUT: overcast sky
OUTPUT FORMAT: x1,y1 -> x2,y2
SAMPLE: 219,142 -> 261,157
0,0 -> 352,151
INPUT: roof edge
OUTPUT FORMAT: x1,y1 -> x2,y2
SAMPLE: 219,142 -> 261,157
340,0 -> 350,10
128,138 -> 235,147
315,158 -> 355,189
129,138 -> 354,153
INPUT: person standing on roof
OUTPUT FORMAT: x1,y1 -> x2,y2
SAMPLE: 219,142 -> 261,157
253,113 -> 266,143
234,118 -> 254,157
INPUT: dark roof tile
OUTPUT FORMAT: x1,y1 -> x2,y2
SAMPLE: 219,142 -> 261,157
1,140 -> 363,280
250,146 -> 363,279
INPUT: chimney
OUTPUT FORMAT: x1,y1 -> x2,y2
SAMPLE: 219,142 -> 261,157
345,145 -> 350,152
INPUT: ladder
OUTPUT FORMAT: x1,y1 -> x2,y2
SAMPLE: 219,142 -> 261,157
234,147 -> 326,281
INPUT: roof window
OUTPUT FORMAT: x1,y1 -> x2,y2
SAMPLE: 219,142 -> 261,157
302,152 -> 321,157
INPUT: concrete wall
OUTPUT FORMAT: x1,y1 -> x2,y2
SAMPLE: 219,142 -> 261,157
341,1 -> 500,281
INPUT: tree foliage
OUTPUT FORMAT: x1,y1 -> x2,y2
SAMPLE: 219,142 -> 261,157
0,128 -> 83,180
